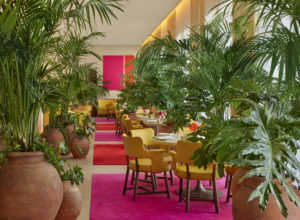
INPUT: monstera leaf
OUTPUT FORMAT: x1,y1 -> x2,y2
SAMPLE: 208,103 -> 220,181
192,99 -> 300,217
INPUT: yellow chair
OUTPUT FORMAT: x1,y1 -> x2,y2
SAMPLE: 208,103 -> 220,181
124,118 -> 144,135
97,99 -> 117,116
131,128 -> 174,185
115,108 -> 123,136
120,114 -> 142,135
122,134 -> 171,201
130,128 -> 156,147
225,165 -> 239,203
106,103 -> 116,119
171,140 -> 220,213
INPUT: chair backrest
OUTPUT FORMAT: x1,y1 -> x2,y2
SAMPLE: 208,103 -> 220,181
175,140 -> 202,165
122,134 -> 148,158
124,119 -> 133,134
130,128 -> 154,146
121,114 -> 129,133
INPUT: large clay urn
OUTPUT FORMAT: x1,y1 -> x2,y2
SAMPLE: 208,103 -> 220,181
231,167 -> 250,197
55,180 -> 82,220
42,127 -> 65,151
0,151 -> 63,220
65,124 -> 75,145
70,136 -> 89,159
232,168 -> 300,220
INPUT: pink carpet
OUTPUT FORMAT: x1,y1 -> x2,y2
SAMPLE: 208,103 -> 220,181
95,118 -> 116,123
95,132 -> 123,141
93,144 -> 126,165
90,174 -> 233,220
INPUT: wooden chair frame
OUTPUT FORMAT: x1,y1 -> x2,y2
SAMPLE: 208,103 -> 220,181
123,156 -> 171,201
178,164 -> 219,213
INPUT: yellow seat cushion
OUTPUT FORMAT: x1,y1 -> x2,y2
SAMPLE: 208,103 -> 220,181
176,164 -> 220,180
129,154 -> 171,173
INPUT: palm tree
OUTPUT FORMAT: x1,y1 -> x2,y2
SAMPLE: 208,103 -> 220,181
217,0 -> 300,90
0,0 -> 124,150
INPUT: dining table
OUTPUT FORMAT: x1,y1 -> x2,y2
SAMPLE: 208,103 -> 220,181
129,113 -> 173,135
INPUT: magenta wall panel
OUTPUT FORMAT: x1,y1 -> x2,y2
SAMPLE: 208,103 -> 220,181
103,56 -> 124,90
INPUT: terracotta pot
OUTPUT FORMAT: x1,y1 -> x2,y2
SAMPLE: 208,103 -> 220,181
232,169 -> 300,220
0,151 -> 63,220
42,128 -> 65,151
231,167 -> 250,197
55,181 -> 82,220
65,125 -> 75,145
70,136 -> 89,159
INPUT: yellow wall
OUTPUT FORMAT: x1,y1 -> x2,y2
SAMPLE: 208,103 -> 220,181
142,0 -> 223,45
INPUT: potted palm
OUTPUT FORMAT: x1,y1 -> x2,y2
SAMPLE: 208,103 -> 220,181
70,114 -> 96,159
0,0 -> 123,219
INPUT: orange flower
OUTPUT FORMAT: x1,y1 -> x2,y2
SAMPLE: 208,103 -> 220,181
150,108 -> 156,114
189,123 -> 198,131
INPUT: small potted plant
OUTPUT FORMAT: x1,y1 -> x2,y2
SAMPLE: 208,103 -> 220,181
70,114 -> 95,159
56,161 -> 84,220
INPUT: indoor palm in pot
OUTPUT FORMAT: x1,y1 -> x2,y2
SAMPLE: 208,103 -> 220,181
0,0 -> 123,219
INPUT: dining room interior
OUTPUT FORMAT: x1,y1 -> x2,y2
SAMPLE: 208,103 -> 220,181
0,0 -> 299,220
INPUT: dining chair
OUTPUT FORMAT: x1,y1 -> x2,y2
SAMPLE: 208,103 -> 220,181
106,103 -> 116,119
130,128 -> 174,185
122,134 -> 171,201
115,109 -> 123,136
124,118 -> 144,135
170,140 -> 220,213
225,165 -> 239,203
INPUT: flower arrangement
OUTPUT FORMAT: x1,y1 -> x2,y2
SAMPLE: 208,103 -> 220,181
158,111 -> 163,116
150,108 -> 156,114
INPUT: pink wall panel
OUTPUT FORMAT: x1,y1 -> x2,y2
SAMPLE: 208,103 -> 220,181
103,56 -> 124,90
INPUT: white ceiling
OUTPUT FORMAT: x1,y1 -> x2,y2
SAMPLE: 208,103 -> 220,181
92,0 -> 182,45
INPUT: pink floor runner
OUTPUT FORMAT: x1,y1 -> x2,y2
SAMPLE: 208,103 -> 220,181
95,118 -> 116,123
90,174 -> 233,220
94,132 -> 122,141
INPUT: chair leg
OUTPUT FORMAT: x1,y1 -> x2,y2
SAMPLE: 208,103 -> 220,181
133,170 -> 139,201
185,178 -> 190,212
123,166 -> 130,195
152,174 -> 157,191
164,171 -> 171,199
226,175 -> 232,203
151,173 -> 156,192
179,178 -> 183,202
144,172 -> 148,180
212,167 -> 220,213
131,171 -> 135,185
169,169 -> 174,185
115,121 -> 119,135
225,174 -> 229,188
